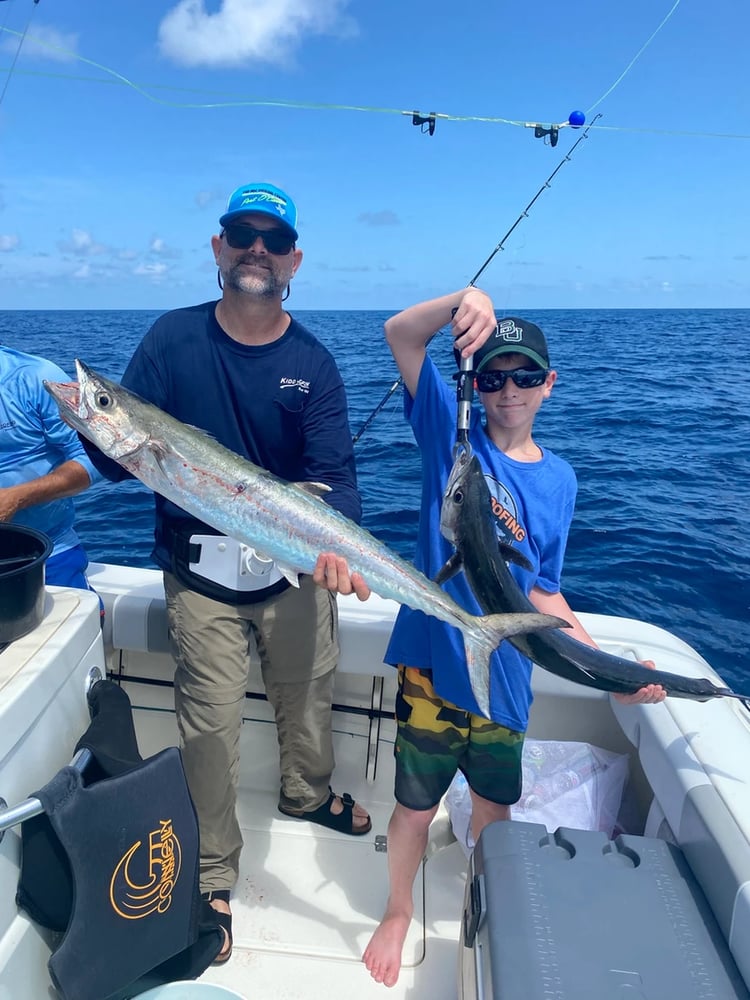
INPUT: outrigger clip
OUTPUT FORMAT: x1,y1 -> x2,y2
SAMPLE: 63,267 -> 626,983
412,111 -> 437,136
533,124 -> 559,147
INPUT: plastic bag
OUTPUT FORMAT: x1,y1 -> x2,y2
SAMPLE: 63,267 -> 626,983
445,739 -> 630,858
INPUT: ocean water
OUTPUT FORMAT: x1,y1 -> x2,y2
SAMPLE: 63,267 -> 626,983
1,307 -> 749,691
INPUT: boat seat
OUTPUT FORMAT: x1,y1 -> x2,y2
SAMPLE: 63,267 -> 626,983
103,584 -> 396,677
97,571 -> 399,783
13,680 -> 223,1000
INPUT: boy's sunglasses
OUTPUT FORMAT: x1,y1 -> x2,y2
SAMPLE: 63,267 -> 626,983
222,224 -> 295,256
476,368 -> 549,392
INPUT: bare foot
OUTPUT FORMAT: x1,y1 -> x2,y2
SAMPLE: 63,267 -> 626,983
363,911 -> 412,987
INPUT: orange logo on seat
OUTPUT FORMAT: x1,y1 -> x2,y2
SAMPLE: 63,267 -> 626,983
109,819 -> 182,919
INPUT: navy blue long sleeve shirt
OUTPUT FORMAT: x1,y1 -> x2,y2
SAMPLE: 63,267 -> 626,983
83,301 -> 361,571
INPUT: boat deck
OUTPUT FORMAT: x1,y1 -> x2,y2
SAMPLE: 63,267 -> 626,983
135,702 -> 468,1000
7,577 -> 750,999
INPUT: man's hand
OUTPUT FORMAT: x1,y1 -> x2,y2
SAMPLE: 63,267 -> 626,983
313,553 -> 371,601
0,485 -> 22,522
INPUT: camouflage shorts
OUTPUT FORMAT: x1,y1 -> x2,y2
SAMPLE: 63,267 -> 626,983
393,665 -> 524,811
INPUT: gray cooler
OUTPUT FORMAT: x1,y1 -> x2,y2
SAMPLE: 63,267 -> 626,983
459,821 -> 749,1000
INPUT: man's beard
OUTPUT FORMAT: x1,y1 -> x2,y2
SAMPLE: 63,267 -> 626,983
222,256 -> 289,298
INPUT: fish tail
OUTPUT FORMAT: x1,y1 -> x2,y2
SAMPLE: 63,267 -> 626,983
461,612 -> 569,719
718,688 -> 750,702
462,634 -> 492,720
481,611 -> 569,642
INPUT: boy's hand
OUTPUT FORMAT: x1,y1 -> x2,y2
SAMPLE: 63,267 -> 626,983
313,552 -> 371,601
451,288 -> 497,360
613,659 -> 667,704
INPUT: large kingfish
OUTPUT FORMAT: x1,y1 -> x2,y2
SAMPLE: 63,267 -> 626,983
438,450 -> 750,703
45,361 -> 565,718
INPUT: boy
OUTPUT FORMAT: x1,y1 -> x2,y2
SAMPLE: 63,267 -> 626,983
362,287 -> 665,987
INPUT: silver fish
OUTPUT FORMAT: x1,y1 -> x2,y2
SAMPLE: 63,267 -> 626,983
45,360 -> 565,718
438,450 -> 750,703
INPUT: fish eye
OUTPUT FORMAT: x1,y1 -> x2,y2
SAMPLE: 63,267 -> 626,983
96,392 -> 111,408
454,488 -> 464,504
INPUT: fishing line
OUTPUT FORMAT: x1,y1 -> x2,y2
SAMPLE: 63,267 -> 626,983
586,0 -> 683,115
352,115 -> 601,446
0,28 -> 527,122
0,0 -> 39,110
2,61 -> 744,143
3,2 -> 748,143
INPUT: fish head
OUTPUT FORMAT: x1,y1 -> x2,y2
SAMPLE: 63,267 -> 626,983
440,449 -> 487,544
44,359 -> 151,461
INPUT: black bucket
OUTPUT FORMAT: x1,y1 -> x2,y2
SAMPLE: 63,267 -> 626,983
0,523 -> 53,645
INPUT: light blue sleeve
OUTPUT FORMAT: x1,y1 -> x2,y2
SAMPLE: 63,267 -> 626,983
32,359 -> 102,486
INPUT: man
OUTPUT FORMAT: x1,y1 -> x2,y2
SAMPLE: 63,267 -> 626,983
78,182 -> 371,963
0,346 -> 100,590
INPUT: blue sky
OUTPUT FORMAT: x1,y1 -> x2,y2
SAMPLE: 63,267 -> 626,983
0,0 -> 747,310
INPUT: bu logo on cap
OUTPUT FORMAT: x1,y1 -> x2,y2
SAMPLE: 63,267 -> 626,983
496,319 -> 523,343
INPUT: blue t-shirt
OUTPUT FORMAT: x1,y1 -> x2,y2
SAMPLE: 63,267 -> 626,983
0,347 -> 100,557
82,302 -> 361,570
385,357 -> 577,731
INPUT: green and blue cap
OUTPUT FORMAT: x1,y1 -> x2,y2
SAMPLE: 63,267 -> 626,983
473,317 -> 550,372
219,182 -> 299,240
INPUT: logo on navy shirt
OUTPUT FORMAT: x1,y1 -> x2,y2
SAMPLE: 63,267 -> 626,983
279,377 -> 310,394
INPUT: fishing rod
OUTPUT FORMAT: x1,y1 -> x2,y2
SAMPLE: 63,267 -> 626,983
351,113 -> 602,446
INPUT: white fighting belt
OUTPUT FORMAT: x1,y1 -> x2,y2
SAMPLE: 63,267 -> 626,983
188,535 -> 284,592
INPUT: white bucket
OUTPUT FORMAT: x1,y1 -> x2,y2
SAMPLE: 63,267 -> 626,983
136,984 -> 248,1000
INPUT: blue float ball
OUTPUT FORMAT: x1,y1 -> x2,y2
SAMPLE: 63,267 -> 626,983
568,110 -> 586,128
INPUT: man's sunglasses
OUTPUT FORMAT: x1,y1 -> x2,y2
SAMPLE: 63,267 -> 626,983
222,224 -> 295,256
476,368 -> 549,392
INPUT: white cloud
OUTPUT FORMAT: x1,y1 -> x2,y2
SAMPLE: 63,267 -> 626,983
134,262 -> 169,281
195,190 -> 218,209
158,0 -> 356,68
149,237 -> 182,259
58,229 -> 107,257
1,26 -> 79,63
0,235 -> 19,252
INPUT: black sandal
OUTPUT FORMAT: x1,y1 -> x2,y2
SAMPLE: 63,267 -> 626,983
278,788 -> 372,836
201,889 -> 232,964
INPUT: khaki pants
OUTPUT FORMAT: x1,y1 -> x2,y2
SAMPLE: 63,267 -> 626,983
164,571 -> 339,892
